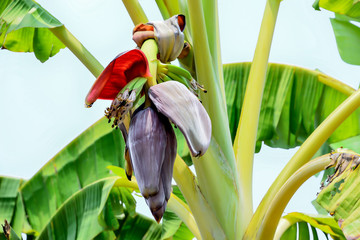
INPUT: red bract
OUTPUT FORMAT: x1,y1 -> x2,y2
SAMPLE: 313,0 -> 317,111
85,49 -> 151,107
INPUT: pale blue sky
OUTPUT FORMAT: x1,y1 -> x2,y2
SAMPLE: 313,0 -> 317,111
1,0 -> 359,234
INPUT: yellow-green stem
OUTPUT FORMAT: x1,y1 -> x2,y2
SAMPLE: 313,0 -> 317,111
50,26 -> 104,78
233,0 -> 280,238
245,88 -> 360,239
258,155 -> 331,239
114,177 -> 201,239
168,194 -> 202,240
141,39 -> 158,88
155,0 -> 171,19
164,0 -> 180,16
173,155 -> 226,239
201,0 -> 225,101
122,0 -> 148,25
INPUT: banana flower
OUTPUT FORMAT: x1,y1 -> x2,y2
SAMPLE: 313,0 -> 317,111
85,15 -> 211,222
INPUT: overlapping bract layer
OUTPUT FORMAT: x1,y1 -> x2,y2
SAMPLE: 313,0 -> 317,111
85,49 -> 150,107
128,107 -> 177,222
149,81 -> 212,157
133,15 -> 186,63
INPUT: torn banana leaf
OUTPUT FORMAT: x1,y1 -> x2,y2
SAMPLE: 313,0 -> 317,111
316,150 -> 360,239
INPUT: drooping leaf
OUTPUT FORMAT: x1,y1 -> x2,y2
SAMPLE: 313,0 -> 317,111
36,177 -> 118,240
314,0 -> 360,18
20,117 -> 125,234
316,150 -> 360,239
223,62 -> 360,152
161,209 -> 194,240
161,209 -> 182,239
0,177 -> 21,227
277,212 -> 345,239
0,0 -> 65,62
329,14 -> 360,65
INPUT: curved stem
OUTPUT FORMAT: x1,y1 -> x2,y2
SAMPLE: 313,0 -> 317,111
173,155 -> 226,240
122,0 -> 148,25
258,155 -> 331,239
50,26 -> 104,78
245,88 -> 360,239
233,0 -> 280,238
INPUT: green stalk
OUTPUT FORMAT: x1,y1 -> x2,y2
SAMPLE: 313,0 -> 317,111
173,155 -> 226,240
245,88 -> 360,239
122,0 -> 148,25
193,139 -> 239,240
232,0 -> 280,238
186,0 -> 239,238
50,26 -> 104,78
163,0 -> 180,16
201,0 -> 225,101
155,0 -> 171,19
140,39 -> 158,87
257,155 -> 331,239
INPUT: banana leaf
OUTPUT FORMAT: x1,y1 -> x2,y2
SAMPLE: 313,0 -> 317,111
277,212 -> 345,239
224,62 -> 360,153
20,117 -> 125,234
0,0 -> 65,62
313,0 -> 360,18
330,14 -> 360,65
1,220 -> 21,240
0,177 -> 22,239
0,177 -> 21,227
108,166 -> 194,240
313,0 -> 360,65
316,150 -> 360,239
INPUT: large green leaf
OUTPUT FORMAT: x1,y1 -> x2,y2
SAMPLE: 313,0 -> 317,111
278,212 -> 345,239
0,0 -> 65,62
316,150 -> 360,239
20,117 -> 125,234
224,62 -> 360,152
36,177 -> 118,239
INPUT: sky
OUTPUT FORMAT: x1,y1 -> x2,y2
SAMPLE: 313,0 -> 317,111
1,0 -> 360,236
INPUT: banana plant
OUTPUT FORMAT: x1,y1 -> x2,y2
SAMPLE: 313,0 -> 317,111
1,0 -> 360,239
